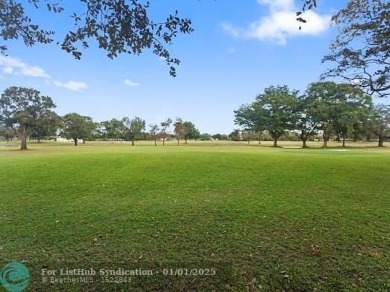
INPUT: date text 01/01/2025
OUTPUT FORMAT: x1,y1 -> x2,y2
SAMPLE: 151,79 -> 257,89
162,268 -> 217,276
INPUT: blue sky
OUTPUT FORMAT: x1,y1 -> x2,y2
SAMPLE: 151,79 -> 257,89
0,0 -> 348,134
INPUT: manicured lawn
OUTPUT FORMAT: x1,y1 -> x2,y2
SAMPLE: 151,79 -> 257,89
0,142 -> 389,291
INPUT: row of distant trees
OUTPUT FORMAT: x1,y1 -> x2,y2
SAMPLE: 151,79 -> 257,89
1,84 -> 389,150
234,82 -> 390,148
0,86 -> 218,149
98,117 -> 203,146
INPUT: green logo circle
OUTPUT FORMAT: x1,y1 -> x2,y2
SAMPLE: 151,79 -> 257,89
0,262 -> 30,292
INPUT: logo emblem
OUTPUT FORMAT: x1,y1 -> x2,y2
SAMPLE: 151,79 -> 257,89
0,262 -> 30,292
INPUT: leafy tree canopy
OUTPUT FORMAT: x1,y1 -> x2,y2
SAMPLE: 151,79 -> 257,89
30,110 -> 61,142
100,118 -> 126,140
371,104 -> 390,146
235,85 -> 299,147
61,112 -> 95,146
322,0 -> 390,97
306,81 -> 373,147
0,0 -> 194,76
183,121 -> 200,141
0,86 -> 56,149
122,116 -> 145,145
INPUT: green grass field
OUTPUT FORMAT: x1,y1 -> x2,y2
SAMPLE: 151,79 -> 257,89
0,141 -> 389,291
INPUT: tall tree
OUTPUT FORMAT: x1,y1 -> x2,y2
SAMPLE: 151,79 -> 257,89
0,86 -> 56,150
183,121 -> 200,144
234,103 -> 265,144
61,113 -> 95,146
239,85 -> 299,147
30,111 -> 61,142
371,104 -> 390,147
122,116 -> 145,146
307,82 -> 339,148
322,0 -> 390,97
307,82 -> 373,148
160,118 -> 172,146
294,94 -> 320,148
331,85 -> 372,147
234,104 -> 258,140
0,1 -> 194,76
100,118 -> 126,140
173,118 -> 186,146
149,124 -> 160,146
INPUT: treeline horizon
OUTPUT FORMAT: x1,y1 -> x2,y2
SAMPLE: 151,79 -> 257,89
1,83 -> 389,150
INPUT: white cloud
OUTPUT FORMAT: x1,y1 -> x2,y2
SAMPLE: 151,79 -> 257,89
53,80 -> 88,91
257,0 -> 294,11
124,79 -> 140,87
0,56 -> 51,79
0,55 -> 88,92
222,0 -> 331,45
3,67 -> 14,74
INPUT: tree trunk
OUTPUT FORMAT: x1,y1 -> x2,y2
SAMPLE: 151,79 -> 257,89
258,132 -> 261,144
177,139 -> 180,146
20,136 -> 28,150
154,138 -> 157,146
20,126 -> 28,150
74,138 -> 78,146
302,139 -> 308,148
132,139 -> 135,146
322,132 -> 329,148
163,138 -> 165,146
185,138 -> 188,144
342,135 -> 346,147
273,137 -> 278,147
378,137 -> 384,147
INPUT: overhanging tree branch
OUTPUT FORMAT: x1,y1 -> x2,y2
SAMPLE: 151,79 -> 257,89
0,0 -> 194,76
321,0 -> 390,97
